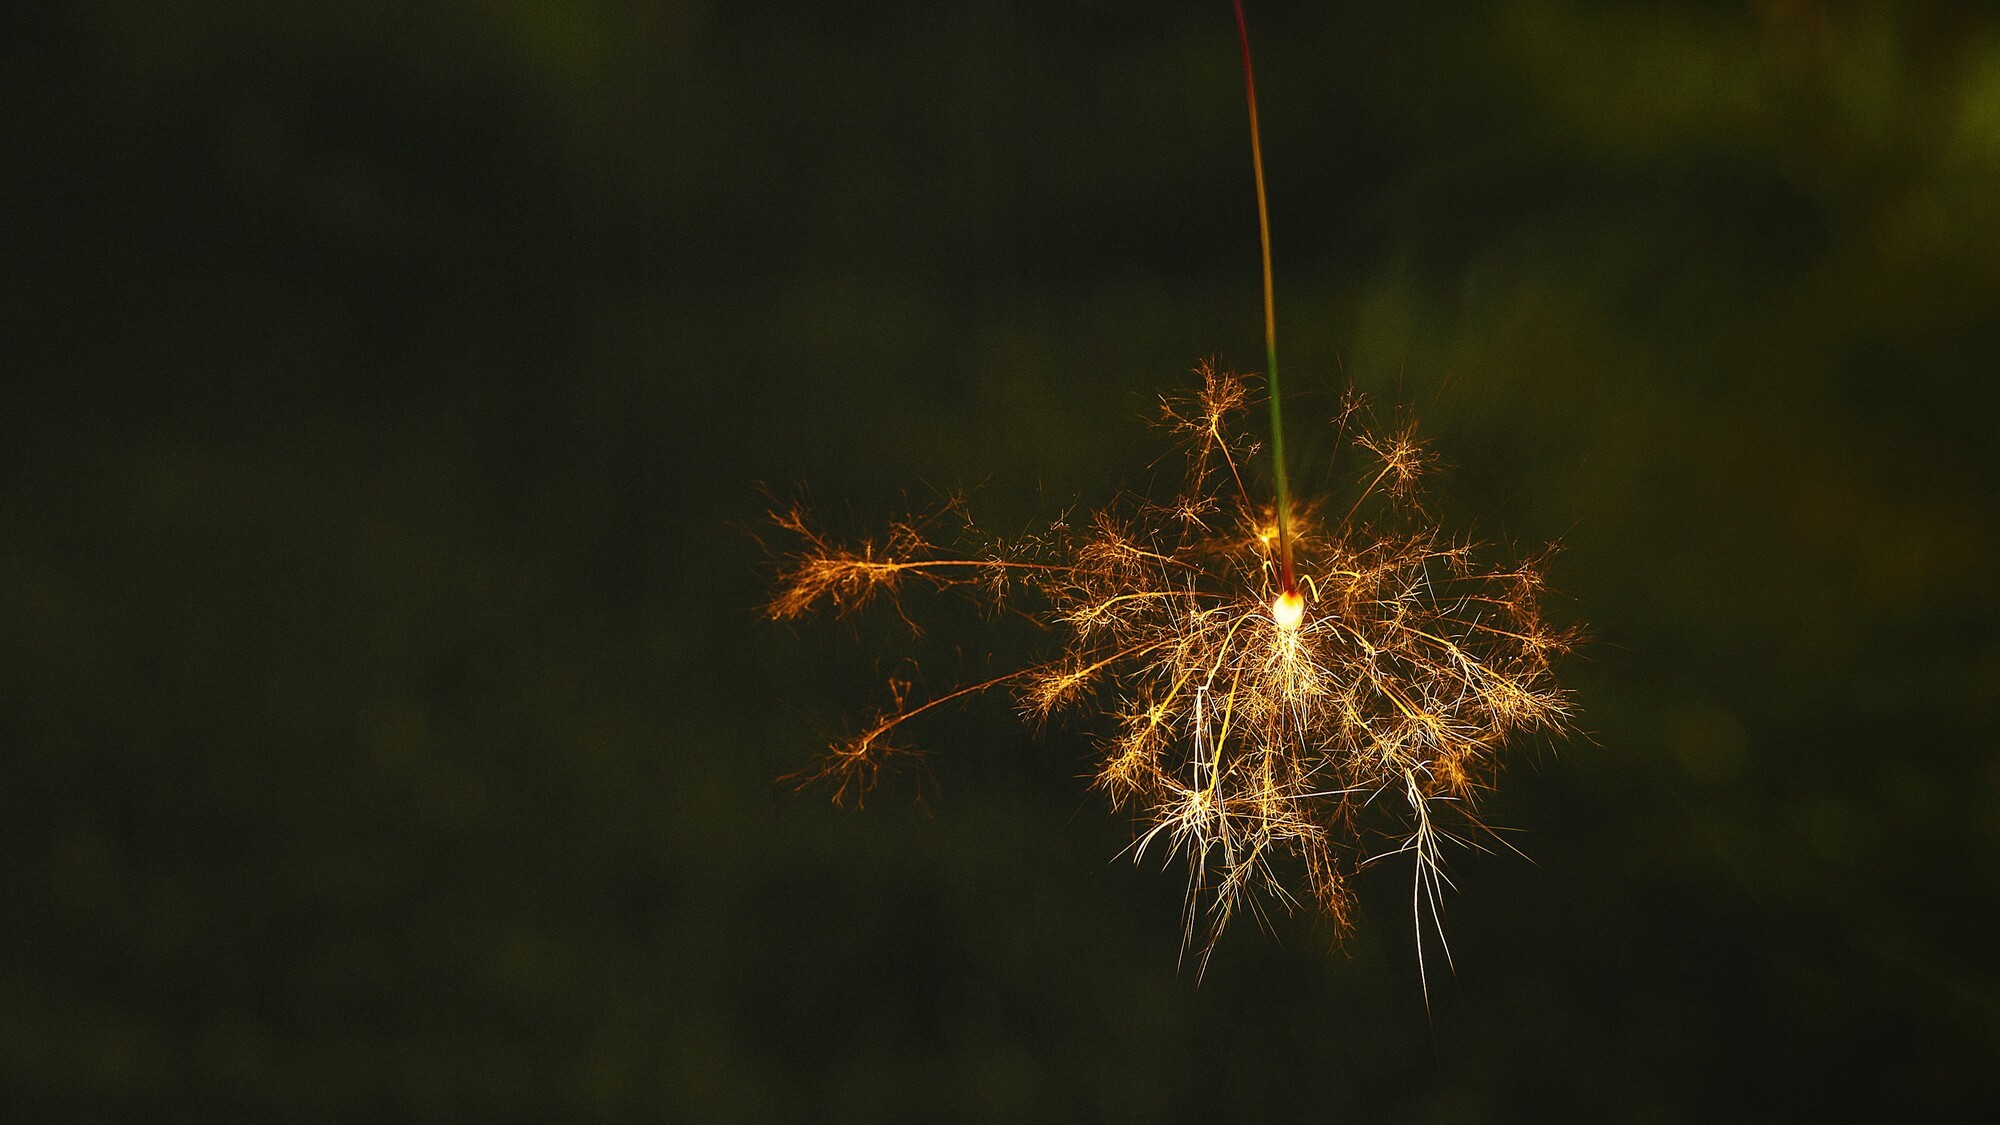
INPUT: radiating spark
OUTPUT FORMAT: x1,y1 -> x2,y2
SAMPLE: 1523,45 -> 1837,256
766,369 -> 1575,966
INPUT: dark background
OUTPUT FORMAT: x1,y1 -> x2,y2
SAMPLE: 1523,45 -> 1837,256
6,0 -> 1999,1120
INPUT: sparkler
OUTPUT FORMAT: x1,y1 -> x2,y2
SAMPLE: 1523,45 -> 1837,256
765,4 -> 1574,974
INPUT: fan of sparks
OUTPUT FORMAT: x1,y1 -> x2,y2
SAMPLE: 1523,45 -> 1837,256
767,362 -> 1573,965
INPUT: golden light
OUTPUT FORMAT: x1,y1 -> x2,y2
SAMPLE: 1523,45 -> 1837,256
1271,589 -> 1305,631
765,364 -> 1573,968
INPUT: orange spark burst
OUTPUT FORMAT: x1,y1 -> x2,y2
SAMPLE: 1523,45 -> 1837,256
766,369 -> 1575,971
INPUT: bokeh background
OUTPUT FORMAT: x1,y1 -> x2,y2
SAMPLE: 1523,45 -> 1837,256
7,0 -> 2000,1120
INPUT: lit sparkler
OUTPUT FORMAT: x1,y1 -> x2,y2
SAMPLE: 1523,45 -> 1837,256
765,2 -> 1575,973
766,366 -> 1573,967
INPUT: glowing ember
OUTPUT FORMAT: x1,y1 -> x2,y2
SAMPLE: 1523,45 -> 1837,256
1270,590 -> 1305,631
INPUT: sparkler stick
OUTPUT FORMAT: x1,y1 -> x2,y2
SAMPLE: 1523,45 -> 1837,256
1232,0 -> 1296,603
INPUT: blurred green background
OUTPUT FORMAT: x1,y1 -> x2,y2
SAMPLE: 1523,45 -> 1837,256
6,0 -> 1999,1119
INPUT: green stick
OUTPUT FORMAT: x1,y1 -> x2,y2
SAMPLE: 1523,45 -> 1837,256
1231,0 -> 1296,596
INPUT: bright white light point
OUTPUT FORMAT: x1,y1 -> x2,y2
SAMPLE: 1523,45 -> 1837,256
1272,590 -> 1305,631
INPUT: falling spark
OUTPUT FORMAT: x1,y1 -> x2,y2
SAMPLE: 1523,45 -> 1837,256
765,369 -> 1575,971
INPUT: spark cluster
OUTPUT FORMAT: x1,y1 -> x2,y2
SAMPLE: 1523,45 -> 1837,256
767,363 -> 1573,969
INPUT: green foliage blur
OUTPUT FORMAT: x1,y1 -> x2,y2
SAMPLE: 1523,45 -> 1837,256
6,0 -> 1999,1119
